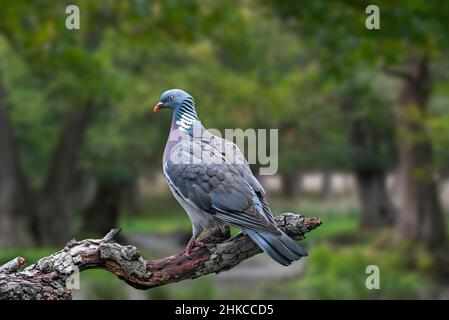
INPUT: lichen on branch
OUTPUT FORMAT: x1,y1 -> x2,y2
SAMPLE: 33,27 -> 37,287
0,212 -> 321,300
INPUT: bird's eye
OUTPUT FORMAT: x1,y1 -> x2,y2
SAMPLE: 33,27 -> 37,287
169,96 -> 174,101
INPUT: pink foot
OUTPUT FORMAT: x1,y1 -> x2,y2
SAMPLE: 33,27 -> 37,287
183,239 -> 206,258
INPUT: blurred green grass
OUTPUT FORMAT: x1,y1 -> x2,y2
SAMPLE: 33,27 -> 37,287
120,214 -> 190,234
120,197 -> 360,238
0,248 -> 56,265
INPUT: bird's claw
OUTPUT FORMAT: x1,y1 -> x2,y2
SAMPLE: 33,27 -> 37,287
218,225 -> 230,238
183,240 -> 206,259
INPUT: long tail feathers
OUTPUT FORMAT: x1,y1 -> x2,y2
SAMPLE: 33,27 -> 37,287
245,229 -> 308,266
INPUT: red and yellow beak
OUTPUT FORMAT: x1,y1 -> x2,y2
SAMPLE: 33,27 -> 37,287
153,102 -> 164,112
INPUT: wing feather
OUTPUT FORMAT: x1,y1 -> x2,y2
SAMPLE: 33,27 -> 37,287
164,128 -> 279,235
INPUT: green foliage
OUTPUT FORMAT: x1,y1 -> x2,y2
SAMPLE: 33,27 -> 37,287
269,0 -> 449,72
80,270 -> 131,300
1,0 -> 448,188
289,243 -> 433,299
150,278 -> 216,300
1,0 -> 448,300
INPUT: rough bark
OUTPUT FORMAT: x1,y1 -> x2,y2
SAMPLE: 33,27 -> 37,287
0,212 -> 321,300
0,71 -> 32,247
386,56 -> 446,244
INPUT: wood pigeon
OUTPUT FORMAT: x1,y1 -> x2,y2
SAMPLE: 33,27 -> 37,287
153,89 -> 308,266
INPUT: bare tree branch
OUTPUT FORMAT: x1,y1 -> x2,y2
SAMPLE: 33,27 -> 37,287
0,257 -> 27,274
0,212 -> 322,300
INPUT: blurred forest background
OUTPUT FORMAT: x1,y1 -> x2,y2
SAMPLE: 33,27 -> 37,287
1,0 -> 449,299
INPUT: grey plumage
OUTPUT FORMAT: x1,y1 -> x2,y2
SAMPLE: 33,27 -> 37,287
156,88 -> 308,266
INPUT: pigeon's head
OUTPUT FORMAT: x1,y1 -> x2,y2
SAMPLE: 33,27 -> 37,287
153,89 -> 193,112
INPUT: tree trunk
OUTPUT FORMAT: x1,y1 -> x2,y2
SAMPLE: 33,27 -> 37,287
0,16 -> 103,247
81,180 -> 124,237
356,172 -> 395,228
34,102 -> 94,246
0,72 -> 32,247
281,171 -> 303,198
390,56 -> 446,244
321,168 -> 332,200
121,179 -> 141,214
341,99 -> 396,229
